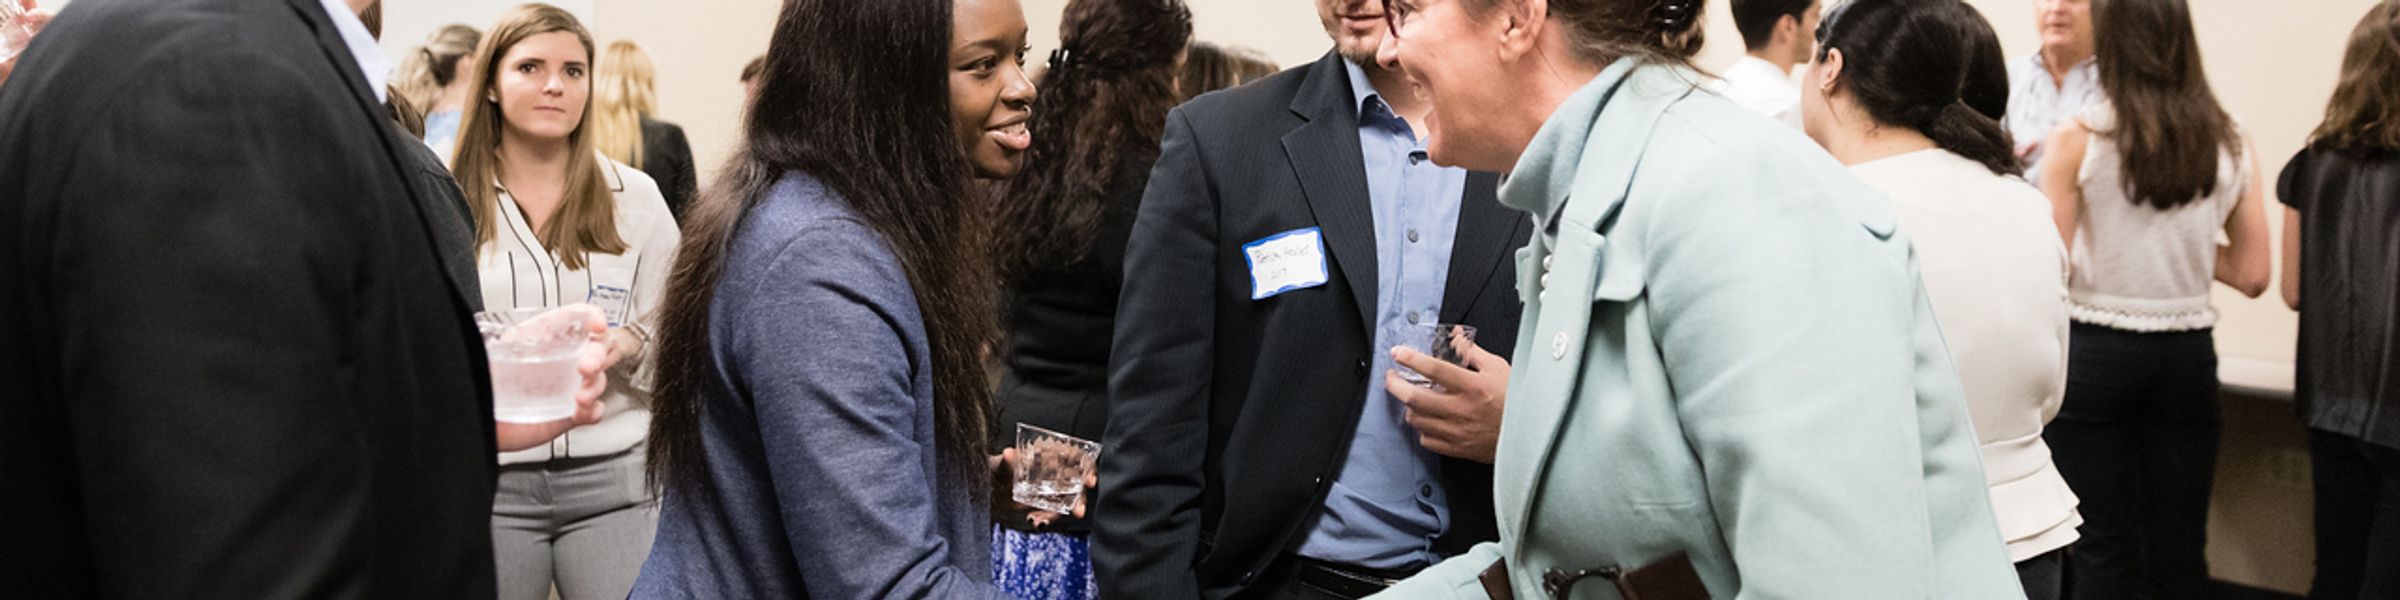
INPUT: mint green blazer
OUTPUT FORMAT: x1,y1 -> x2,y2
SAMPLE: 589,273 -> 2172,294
1375,60 -> 2024,599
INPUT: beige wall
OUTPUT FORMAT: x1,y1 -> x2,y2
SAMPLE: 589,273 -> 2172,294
376,0 -> 2371,371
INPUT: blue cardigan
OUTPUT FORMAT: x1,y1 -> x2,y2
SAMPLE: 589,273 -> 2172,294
631,173 -> 1008,599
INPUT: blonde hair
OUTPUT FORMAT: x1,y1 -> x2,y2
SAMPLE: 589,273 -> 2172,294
394,24 -> 483,114
454,3 -> 626,271
591,40 -> 659,169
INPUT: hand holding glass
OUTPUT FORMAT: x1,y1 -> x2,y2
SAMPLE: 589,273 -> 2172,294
1012,423 -> 1101,515
1390,323 -> 1478,387
479,306 -> 596,423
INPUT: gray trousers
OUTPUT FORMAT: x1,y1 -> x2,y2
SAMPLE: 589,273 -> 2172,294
492,447 -> 657,600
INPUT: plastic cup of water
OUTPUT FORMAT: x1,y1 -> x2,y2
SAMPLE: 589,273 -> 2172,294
1012,423 -> 1100,515
478,307 -> 590,424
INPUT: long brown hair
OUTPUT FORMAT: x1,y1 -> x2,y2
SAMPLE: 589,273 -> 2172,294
992,0 -> 1191,280
453,3 -> 626,271
2092,0 -> 2242,209
647,0 -> 995,490
2312,0 -> 2400,152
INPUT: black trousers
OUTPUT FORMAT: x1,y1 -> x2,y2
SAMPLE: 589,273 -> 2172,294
2019,546 -> 2067,600
2049,324 -> 2220,600
2309,428 -> 2400,600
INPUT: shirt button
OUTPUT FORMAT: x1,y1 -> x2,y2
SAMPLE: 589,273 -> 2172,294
1419,484 -> 1434,498
1407,229 -> 1420,243
1551,332 -> 1570,359
1407,312 -> 1421,325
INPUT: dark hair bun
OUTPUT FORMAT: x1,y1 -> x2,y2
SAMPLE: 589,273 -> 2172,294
1651,0 -> 1707,58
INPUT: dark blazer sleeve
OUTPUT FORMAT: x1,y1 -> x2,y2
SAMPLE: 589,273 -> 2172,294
1095,107 -> 1215,600
44,45 -> 389,597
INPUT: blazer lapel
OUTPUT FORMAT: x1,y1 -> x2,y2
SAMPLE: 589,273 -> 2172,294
1437,171 -> 1525,324
1280,53 -> 1380,332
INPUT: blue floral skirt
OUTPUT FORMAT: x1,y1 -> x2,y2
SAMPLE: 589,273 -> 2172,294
991,524 -> 1097,600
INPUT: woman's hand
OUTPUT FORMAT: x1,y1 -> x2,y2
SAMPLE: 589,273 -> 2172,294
991,447 -> 1095,527
493,304 -> 612,452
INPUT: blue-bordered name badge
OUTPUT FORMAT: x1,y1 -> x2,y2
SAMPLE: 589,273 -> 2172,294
1242,227 -> 1330,300
588,284 -> 632,328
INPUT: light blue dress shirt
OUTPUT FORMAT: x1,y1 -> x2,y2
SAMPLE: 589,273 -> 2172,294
1293,61 -> 1468,571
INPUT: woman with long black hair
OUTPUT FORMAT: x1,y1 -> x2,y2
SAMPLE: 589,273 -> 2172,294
985,0 -> 1189,597
628,0 -> 1034,596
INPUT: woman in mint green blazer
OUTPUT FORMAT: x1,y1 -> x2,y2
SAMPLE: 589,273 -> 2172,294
1366,0 -> 2022,597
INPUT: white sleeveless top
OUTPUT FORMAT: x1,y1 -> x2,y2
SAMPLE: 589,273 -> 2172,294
2067,103 -> 2247,332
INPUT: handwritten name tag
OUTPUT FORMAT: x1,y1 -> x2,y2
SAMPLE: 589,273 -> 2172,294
1243,227 -> 1330,300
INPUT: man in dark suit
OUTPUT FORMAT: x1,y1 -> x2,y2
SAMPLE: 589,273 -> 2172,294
1094,0 -> 1530,597
0,0 -> 587,596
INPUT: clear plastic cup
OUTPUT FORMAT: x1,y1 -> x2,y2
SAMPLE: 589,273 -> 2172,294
478,307 -> 590,424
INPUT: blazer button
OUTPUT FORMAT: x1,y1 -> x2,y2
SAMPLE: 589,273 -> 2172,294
1242,570 -> 1258,585
1551,332 -> 1569,359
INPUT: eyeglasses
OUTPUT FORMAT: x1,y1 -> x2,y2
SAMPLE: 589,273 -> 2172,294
1380,0 -> 1417,37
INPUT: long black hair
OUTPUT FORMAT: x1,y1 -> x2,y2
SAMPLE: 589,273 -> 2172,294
648,0 -> 995,489
1816,0 -> 2020,176
2092,0 -> 2242,209
991,0 -> 1191,280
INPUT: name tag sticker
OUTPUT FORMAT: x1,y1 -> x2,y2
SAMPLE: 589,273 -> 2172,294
1243,227 -> 1330,300
589,284 -> 632,328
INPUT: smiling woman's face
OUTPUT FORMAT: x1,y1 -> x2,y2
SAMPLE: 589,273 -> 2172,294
494,30 -> 590,144
949,0 -> 1036,179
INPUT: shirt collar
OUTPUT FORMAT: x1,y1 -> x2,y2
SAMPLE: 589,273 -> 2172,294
1342,59 -> 1386,120
320,0 -> 390,103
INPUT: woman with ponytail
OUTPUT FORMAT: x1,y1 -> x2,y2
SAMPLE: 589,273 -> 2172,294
1370,0 -> 2019,596
1799,1 -> 2079,597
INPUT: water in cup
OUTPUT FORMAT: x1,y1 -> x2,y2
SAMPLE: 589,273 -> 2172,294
1390,323 -> 1477,387
1013,423 -> 1101,515
479,307 -> 589,423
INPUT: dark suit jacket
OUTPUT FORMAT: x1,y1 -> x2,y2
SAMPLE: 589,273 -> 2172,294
0,0 -> 499,597
639,116 -> 697,221
1096,52 -> 1530,600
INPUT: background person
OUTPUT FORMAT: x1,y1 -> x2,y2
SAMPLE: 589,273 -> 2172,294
2277,2 -> 2400,597
592,40 -> 699,221
1716,0 -> 1817,124
1801,1 -> 2082,597
2034,0 -> 2273,596
447,5 -> 680,599
984,0 -> 1191,597
2007,0 -> 2099,182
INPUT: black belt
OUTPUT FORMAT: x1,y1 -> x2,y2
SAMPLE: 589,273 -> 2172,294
1292,557 -> 1421,600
